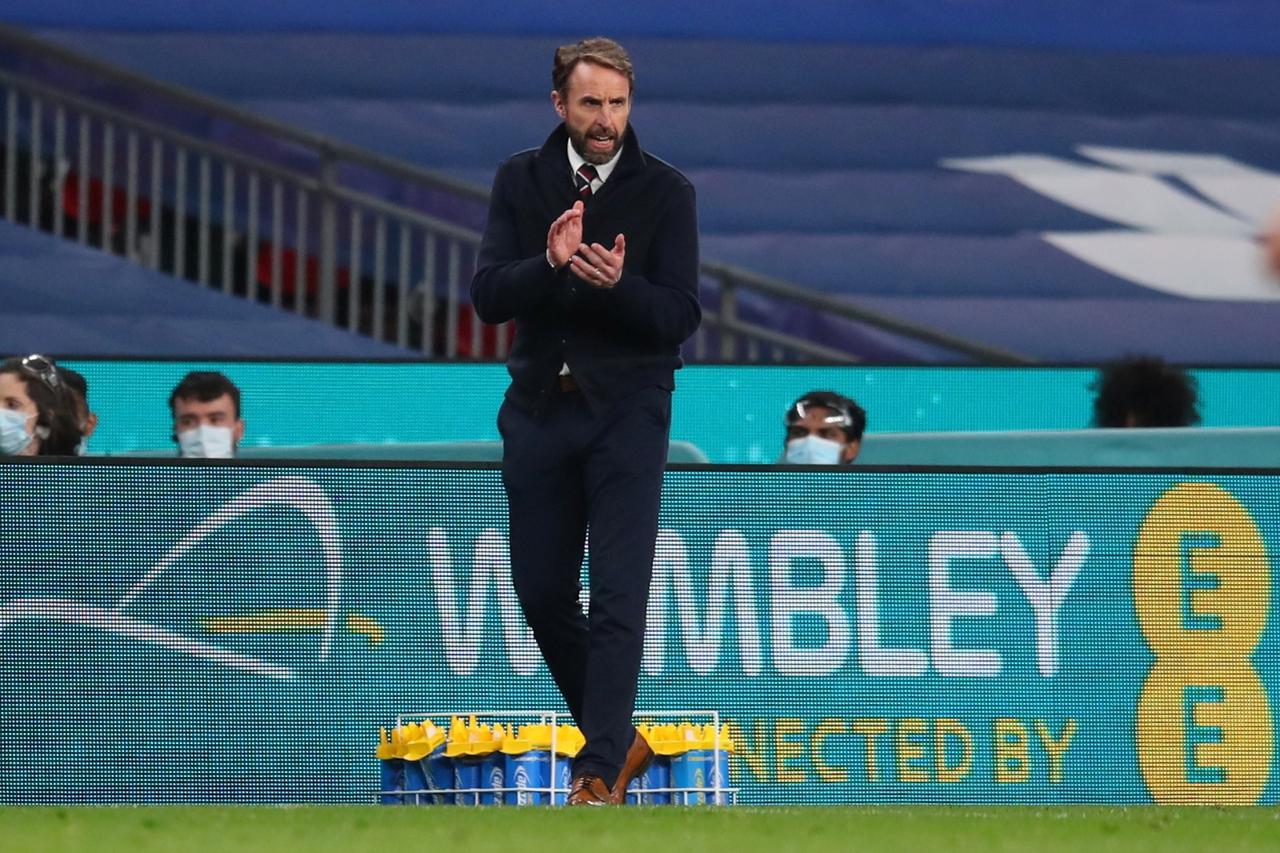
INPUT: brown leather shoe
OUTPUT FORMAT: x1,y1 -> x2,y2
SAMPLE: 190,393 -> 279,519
609,730 -> 655,804
566,772 -> 611,806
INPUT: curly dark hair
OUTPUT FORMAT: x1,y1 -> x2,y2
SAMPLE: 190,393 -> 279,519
0,355 -> 83,455
1090,356 -> 1201,428
169,371 -> 241,418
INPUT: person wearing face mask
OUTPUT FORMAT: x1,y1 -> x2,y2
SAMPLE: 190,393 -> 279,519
169,371 -> 245,459
781,390 -> 866,465
0,354 -> 83,457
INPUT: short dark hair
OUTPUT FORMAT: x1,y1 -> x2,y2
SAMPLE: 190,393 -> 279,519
0,355 -> 82,455
59,366 -> 90,421
169,371 -> 241,418
1090,356 -> 1200,428
59,366 -> 88,401
552,37 -> 635,97
785,390 -> 867,442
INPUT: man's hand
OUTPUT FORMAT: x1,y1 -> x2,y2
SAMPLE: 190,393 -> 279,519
570,234 -> 626,289
547,201 -> 585,269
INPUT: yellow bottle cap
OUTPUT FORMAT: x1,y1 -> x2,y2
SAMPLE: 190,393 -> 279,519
553,724 -> 585,757
375,726 -> 395,761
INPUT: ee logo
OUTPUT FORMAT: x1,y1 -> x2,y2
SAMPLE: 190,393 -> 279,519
1133,482 -> 1272,804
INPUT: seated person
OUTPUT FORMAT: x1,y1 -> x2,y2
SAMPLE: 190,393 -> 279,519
1090,355 -> 1200,428
0,354 -> 82,456
58,366 -> 98,455
170,371 -> 245,458
780,390 -> 865,464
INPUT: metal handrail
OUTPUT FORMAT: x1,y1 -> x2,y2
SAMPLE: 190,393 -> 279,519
330,184 -> 481,245
1,68 -> 499,357
700,309 -> 859,363
0,69 -> 321,191
0,23 -> 488,203
0,24 -> 1034,364
701,260 -> 1033,364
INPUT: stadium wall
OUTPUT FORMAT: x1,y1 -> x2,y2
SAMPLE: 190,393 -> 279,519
1,460 -> 1277,805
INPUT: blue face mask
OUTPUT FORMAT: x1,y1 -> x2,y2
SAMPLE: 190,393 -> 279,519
783,434 -> 845,465
0,407 -> 35,455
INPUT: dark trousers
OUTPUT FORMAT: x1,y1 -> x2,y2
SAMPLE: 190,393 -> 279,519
498,384 -> 671,788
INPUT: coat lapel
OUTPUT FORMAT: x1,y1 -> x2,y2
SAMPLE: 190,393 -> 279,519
588,126 -> 645,208
532,124 -> 648,214
533,127 -> 578,213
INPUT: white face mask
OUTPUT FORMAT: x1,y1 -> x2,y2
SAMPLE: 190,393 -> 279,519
0,407 -> 36,455
177,424 -> 235,459
783,434 -> 846,465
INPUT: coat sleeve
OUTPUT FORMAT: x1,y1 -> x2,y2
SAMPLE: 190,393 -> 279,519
593,179 -> 702,345
469,160 -> 562,324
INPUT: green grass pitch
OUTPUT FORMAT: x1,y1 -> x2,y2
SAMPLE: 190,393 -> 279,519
4,805 -> 1280,853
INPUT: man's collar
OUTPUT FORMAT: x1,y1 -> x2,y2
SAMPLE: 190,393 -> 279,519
566,138 -> 623,184
538,124 -> 645,177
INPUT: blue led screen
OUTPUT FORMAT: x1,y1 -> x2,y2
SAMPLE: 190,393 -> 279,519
2,460 -> 1278,804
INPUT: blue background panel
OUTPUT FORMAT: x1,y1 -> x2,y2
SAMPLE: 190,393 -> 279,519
7,1 -> 1280,55
58,361 -> 1280,462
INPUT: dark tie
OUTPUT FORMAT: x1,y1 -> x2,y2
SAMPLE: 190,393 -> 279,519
575,163 -> 598,197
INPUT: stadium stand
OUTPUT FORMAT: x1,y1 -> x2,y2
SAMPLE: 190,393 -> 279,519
0,218 -> 407,356
7,20 -> 1278,362
8,3 -> 1280,816
0,28 -> 1011,363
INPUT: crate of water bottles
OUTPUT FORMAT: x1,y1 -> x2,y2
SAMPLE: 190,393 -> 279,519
375,710 -> 737,806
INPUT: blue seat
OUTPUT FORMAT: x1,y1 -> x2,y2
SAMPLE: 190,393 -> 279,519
0,220 -> 408,357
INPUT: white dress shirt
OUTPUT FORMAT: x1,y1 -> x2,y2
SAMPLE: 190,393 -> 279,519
566,138 -> 622,193
561,140 -> 624,376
